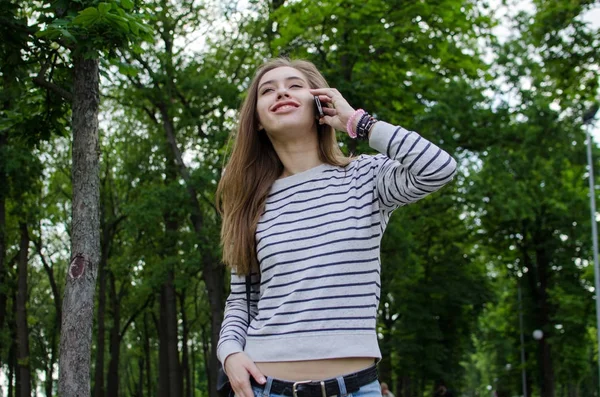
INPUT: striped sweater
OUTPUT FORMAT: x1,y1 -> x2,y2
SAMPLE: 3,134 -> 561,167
217,120 -> 457,364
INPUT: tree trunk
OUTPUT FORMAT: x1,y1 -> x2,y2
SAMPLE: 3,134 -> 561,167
35,239 -> 62,327
201,324 -> 209,390
16,222 -> 31,397
158,42 -> 226,395
58,56 -> 101,397
378,298 -> 394,388
144,313 -> 152,397
204,264 -> 225,397
190,339 -> 195,397
0,111 -> 8,348
534,244 -> 555,397
179,292 -> 191,397
45,327 -> 58,397
106,271 -> 121,397
397,375 -> 412,397
157,309 -> 169,397
9,297 -> 17,397
155,117 -> 183,397
138,357 -> 145,397
34,239 -> 62,396
164,272 -> 182,397
93,251 -> 107,397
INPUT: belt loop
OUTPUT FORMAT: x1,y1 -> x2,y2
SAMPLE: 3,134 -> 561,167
336,376 -> 348,397
262,376 -> 274,397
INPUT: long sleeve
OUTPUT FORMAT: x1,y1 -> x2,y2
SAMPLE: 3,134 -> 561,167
216,271 -> 260,366
369,121 -> 457,212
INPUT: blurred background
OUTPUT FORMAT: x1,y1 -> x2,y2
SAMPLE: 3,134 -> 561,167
0,0 -> 599,396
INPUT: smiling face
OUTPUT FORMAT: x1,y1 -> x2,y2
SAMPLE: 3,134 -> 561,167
256,66 -> 316,138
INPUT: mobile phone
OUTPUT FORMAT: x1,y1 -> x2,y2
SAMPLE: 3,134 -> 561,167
314,96 -> 324,119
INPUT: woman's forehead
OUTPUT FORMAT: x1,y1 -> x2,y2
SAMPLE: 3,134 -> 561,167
258,66 -> 307,86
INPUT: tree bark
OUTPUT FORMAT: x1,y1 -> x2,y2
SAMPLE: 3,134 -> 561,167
16,222 -> 31,397
58,56 -> 101,397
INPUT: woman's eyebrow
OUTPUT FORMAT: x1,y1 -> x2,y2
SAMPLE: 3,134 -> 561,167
258,76 -> 306,91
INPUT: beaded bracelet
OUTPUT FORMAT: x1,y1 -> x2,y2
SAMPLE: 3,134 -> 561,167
356,112 -> 378,141
346,109 -> 364,139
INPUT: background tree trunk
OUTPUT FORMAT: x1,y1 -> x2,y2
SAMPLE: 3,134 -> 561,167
16,222 -> 31,397
144,314 -> 152,397
93,252 -> 107,397
8,335 -> 16,397
164,272 -> 182,397
0,132 -> 7,339
106,270 -> 121,397
45,329 -> 57,397
58,56 -> 101,397
179,292 -> 191,397
157,309 -> 169,397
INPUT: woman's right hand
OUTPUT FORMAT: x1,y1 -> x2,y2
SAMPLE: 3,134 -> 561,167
224,352 -> 266,397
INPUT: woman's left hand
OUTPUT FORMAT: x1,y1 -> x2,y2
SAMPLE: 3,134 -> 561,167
309,88 -> 355,133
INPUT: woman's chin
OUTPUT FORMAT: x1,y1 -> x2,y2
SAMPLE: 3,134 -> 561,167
266,120 -> 317,137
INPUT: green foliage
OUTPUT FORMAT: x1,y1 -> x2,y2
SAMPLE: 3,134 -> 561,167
36,0 -> 153,57
2,0 -> 600,396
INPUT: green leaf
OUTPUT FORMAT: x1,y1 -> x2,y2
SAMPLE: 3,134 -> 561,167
36,28 -> 60,40
60,29 -> 77,43
72,7 -> 100,27
129,20 -> 139,35
106,14 -> 130,33
121,0 -> 134,10
98,2 -> 112,14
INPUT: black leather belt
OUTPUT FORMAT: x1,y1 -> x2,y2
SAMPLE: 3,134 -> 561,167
251,365 -> 378,397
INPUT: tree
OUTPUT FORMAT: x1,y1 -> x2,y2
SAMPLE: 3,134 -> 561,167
33,1 -> 151,394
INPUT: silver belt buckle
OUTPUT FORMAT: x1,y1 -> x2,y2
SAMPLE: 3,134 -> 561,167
292,380 -> 314,397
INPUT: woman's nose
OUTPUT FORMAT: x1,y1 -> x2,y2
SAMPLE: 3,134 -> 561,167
276,86 -> 290,98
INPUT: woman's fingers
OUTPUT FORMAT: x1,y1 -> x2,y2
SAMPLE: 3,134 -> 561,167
230,374 -> 253,397
311,88 -> 355,132
310,87 -> 338,98
226,352 -> 263,397
322,107 -> 337,116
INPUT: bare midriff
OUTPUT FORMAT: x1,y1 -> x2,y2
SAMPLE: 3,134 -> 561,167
255,357 -> 376,381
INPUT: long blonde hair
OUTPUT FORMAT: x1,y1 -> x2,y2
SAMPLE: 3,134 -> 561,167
216,58 -> 351,275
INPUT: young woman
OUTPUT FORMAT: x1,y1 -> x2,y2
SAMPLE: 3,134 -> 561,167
216,58 -> 457,397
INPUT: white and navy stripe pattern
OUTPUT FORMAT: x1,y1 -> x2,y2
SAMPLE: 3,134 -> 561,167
217,121 -> 457,363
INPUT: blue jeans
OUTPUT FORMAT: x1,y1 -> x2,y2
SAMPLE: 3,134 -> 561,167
252,378 -> 381,397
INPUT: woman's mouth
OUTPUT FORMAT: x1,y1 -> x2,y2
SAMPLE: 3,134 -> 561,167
271,101 -> 300,113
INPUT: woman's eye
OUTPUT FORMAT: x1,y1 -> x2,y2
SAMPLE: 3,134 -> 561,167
261,88 -> 273,94
290,84 -> 302,89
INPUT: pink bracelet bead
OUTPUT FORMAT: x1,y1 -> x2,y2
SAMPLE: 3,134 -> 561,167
346,109 -> 364,139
